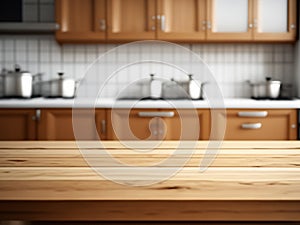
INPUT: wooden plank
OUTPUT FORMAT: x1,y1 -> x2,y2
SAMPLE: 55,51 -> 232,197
0,179 -> 300,200
1,141 -> 300,149
0,200 -> 299,221
1,148 -> 300,156
0,141 -> 300,222
0,156 -> 300,167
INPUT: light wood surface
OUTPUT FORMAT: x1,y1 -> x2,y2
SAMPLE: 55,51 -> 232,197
0,141 -> 300,221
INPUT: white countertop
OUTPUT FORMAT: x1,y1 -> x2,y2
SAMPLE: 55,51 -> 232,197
0,97 -> 300,109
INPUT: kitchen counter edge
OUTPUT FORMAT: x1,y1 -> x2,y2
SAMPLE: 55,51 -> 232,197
0,98 -> 300,109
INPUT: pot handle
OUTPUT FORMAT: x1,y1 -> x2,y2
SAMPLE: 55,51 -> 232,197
58,72 -> 64,78
14,64 -> 21,72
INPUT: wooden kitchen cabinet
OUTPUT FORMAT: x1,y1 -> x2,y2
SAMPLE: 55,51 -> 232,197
55,0 -> 297,43
107,0 -> 156,41
156,0 -> 206,41
207,0 -> 253,41
107,109 -> 210,140
217,109 -> 297,140
253,0 -> 297,41
38,109 -> 107,140
0,109 -> 37,140
56,0 -> 106,43
207,0 -> 297,42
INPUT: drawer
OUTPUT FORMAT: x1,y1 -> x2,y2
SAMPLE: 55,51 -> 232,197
218,109 -> 297,140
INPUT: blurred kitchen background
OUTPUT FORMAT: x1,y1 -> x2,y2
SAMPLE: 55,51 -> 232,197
0,0 -> 297,98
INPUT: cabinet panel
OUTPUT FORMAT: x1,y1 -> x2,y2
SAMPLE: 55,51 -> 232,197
107,109 -> 158,140
56,0 -> 106,43
107,109 -> 210,140
0,109 -> 36,140
207,0 -> 253,41
107,0 -> 156,41
218,109 -> 297,140
38,109 -> 106,140
253,0 -> 297,41
157,0 -> 206,41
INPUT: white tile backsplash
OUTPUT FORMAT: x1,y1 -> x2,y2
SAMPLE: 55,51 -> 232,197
0,35 -> 296,98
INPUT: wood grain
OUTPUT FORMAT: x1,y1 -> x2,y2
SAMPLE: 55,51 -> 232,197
0,141 -> 300,222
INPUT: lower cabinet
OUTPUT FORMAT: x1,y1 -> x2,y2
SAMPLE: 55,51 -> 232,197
218,109 -> 298,140
38,109 -> 106,140
0,109 -> 37,140
0,109 -> 106,140
0,108 -> 297,141
107,109 -> 210,140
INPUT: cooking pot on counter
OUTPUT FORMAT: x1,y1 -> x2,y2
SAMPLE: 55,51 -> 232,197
1,65 -> 33,98
247,77 -> 281,99
38,72 -> 77,98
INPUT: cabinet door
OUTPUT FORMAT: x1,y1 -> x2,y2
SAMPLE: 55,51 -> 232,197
207,0 -> 253,41
253,0 -> 297,41
107,109 -> 159,140
56,0 -> 106,43
218,109 -> 297,140
38,109 -> 105,140
158,109 -> 210,140
107,0 -> 156,41
107,109 -> 210,140
0,109 -> 36,140
156,0 -> 206,41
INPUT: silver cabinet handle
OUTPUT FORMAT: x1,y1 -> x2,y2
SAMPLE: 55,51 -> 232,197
138,111 -> 174,118
101,120 -> 106,134
238,111 -> 268,117
241,123 -> 262,129
160,15 -> 166,31
100,19 -> 106,31
32,109 -> 41,122
206,21 -> 211,30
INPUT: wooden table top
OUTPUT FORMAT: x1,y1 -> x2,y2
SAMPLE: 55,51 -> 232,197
1,141 -> 300,221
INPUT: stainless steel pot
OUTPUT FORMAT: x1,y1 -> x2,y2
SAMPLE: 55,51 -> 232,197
39,72 -> 76,98
161,75 -> 205,100
1,65 -> 33,98
161,78 -> 190,99
248,77 -> 281,99
118,74 -> 162,100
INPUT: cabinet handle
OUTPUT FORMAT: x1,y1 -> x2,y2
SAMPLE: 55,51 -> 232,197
32,109 -> 41,122
99,19 -> 106,31
249,23 -> 253,28
241,123 -> 262,129
138,111 -> 174,118
291,24 -> 296,30
160,15 -> 166,31
206,21 -> 211,30
101,120 -> 106,134
238,111 -> 268,117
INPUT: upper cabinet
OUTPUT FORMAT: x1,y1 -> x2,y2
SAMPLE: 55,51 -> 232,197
107,0 -> 156,41
253,0 -> 297,41
207,0 -> 297,42
207,0 -> 253,41
156,0 -> 206,41
55,0 -> 298,43
56,0 -> 106,43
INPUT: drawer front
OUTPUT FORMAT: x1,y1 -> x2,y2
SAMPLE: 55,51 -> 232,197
107,109 -> 210,140
220,109 -> 297,140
